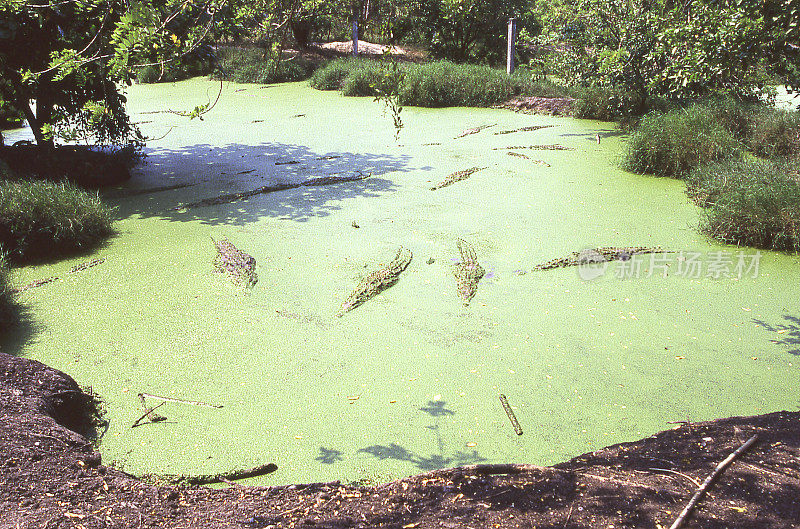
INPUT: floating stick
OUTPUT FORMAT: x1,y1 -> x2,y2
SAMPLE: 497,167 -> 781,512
131,401 -> 166,428
139,392 -> 223,409
499,394 -> 523,435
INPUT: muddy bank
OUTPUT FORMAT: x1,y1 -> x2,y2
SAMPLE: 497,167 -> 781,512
2,352 -> 798,529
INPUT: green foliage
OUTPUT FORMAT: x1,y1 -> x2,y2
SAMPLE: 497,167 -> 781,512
399,61 -> 515,107
372,50 -> 405,140
0,98 -> 24,129
0,179 -> 114,262
687,158 -> 800,251
622,105 -> 740,177
747,107 -> 800,159
537,0 -> 795,109
309,58 -> 365,91
136,59 -> 213,84
409,0 -> 535,64
212,47 -> 316,84
312,58 -> 569,108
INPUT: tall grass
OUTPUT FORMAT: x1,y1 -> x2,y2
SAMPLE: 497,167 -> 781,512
621,104 -> 740,177
212,47 -> 316,84
687,158 -> 800,251
310,58 -> 574,108
622,99 -> 800,178
0,180 -> 114,262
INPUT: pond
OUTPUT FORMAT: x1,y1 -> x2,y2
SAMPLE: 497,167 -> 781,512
4,79 -> 799,485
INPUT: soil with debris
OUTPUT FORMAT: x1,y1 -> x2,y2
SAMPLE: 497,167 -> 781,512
2,352 -> 799,529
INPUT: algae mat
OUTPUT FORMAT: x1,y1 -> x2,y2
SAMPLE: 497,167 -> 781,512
4,80 -> 799,486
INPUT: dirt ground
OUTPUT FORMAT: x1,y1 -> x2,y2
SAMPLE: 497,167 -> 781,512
2,352 -> 799,529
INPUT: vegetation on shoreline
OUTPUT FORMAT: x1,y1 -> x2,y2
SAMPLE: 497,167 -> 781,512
211,47 -> 316,84
621,99 -> 800,251
686,158 -> 800,252
310,58 -> 573,108
0,179 -> 114,263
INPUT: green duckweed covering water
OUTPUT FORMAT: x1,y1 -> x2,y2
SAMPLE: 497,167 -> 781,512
3,79 -> 799,485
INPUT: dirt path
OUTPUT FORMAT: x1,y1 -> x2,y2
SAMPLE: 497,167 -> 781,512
2,352 -> 798,529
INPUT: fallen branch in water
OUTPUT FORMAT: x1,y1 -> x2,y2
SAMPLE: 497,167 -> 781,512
171,172 -> 370,210
668,434 -> 758,529
139,392 -> 223,409
131,401 -> 166,428
499,394 -> 523,435
146,463 -> 279,486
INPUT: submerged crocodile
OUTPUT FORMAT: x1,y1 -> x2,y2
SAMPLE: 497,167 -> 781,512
532,246 -> 671,271
493,144 -> 573,151
455,124 -> 496,138
452,239 -> 485,305
337,246 -> 413,316
430,167 -> 487,190
212,237 -> 258,287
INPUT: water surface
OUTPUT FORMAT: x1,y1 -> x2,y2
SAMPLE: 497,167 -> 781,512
6,79 -> 799,485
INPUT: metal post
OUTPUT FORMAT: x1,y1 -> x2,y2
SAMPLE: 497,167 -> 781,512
352,19 -> 359,56
507,18 -> 516,75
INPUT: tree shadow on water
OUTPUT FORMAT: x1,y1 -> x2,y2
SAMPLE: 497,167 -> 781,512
104,141 -> 418,226
0,303 -> 40,357
315,447 -> 344,465
752,315 -> 800,355
358,442 -> 486,472
358,399 -> 486,472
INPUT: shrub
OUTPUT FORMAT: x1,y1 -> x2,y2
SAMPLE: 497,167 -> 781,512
136,58 -> 213,84
621,104 -> 740,177
213,47 -> 315,84
341,61 -> 385,97
0,180 -> 114,262
686,158 -> 800,251
399,61 -> 516,107
747,107 -> 800,158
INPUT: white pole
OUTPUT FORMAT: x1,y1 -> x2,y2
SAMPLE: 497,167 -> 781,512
507,18 -> 516,75
352,19 -> 359,56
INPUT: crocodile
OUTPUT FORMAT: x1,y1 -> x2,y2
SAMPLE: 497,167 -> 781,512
452,239 -> 485,305
337,246 -> 413,316
212,237 -> 258,288
532,246 -> 672,271
430,167 -> 487,190
455,124 -> 496,138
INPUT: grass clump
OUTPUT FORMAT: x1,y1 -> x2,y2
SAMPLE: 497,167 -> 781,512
213,47 -> 315,84
310,58 -> 376,91
621,104 -> 740,177
398,61 -> 516,107
0,180 -> 114,262
687,158 -> 800,251
136,59 -> 213,84
311,58 -> 573,108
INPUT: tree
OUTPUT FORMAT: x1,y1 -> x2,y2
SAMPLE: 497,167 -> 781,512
538,0 -> 800,104
411,0 -> 535,64
0,0 -> 222,147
